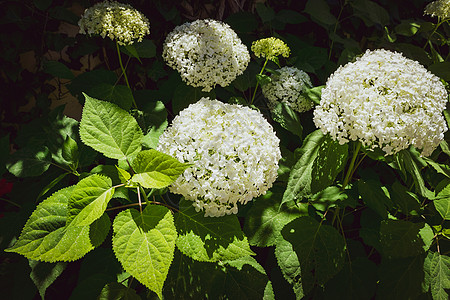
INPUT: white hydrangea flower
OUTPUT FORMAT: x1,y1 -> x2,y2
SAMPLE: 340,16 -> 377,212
162,19 -> 250,92
424,0 -> 450,19
157,98 -> 281,217
313,49 -> 448,156
262,66 -> 314,113
78,0 -> 150,46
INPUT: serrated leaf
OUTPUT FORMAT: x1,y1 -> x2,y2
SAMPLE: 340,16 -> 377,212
310,134 -> 348,194
358,179 -> 390,219
6,145 -> 52,177
5,186 -> 109,262
282,130 -> 326,205
424,252 -> 450,300
309,186 -> 348,211
275,9 -> 307,24
88,84 -> 133,111
390,181 -> 421,216
139,101 -> 168,149
380,220 -> 434,259
351,0 -> 390,26
255,2 -> 275,23
67,174 -> 114,227
174,199 -> 255,262
62,135 -> 79,168
281,216 -> 346,294
244,187 -> 306,247
79,94 -> 143,160
116,166 -> 131,183
130,149 -> 190,189
112,205 -> 177,299
29,260 -> 67,300
302,85 -> 323,105
121,39 -> 156,59
378,255 -> 427,300
225,11 -> 258,32
274,237 -> 304,299
271,102 -> 303,138
98,282 -> 140,300
434,184 -> 450,220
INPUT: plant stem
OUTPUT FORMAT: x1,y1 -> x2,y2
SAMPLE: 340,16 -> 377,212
342,142 -> 362,189
328,0 -> 346,60
137,186 -> 142,213
250,58 -> 269,105
0,197 -> 21,208
116,41 -> 138,109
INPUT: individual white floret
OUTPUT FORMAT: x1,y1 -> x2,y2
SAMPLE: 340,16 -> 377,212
157,98 -> 281,217
78,0 -> 150,46
313,49 -> 448,156
162,19 -> 250,92
262,66 -> 314,113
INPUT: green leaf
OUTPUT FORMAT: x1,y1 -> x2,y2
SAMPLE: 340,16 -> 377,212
34,0 -> 52,11
424,252 -> 450,300
255,2 -> 275,23
304,0 -> 337,26
6,145 -> 52,177
256,74 -> 272,86
116,166 -> 131,183
68,70 -> 116,99
281,216 -> 346,294
62,135 -> 79,168
282,130 -> 326,205
88,84 -> 134,111
121,39 -> 156,59
67,174 -> 114,227
36,172 -> 69,202
358,179 -> 390,219
378,255 -> 427,300
29,260 -> 67,300
174,199 -> 255,262
139,101 -> 168,149
274,237 -> 304,299
390,181 -> 421,216
309,186 -> 348,211
434,183 -> 450,220
380,220 -> 434,259
323,258 -> 377,300
395,20 -> 420,36
275,9 -> 307,24
225,11 -> 258,33
112,205 -> 177,299
79,94 -> 143,160
98,282 -> 140,300
5,186 -> 109,262
351,0 -> 390,26
271,102 -> 303,138
311,134 -> 348,194
302,85 -> 324,105
43,60 -> 74,79
395,149 -> 433,198
130,149 -> 190,189
244,187 -> 306,247
429,62 -> 450,81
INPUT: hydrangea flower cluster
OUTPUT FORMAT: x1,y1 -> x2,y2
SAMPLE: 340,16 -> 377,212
424,0 -> 450,19
262,66 -> 314,113
157,98 -> 281,217
162,19 -> 250,92
313,49 -> 448,156
251,37 -> 290,61
78,0 -> 150,46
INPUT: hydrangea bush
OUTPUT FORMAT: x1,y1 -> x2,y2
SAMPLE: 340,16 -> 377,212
2,1 -> 450,299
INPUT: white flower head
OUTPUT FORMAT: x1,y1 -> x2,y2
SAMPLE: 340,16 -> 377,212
424,0 -> 450,19
157,98 -> 281,217
313,49 -> 448,156
162,19 -> 250,92
262,66 -> 314,113
78,0 -> 150,46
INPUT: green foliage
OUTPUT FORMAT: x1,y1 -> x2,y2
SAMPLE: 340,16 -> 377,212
130,149 -> 190,189
79,94 -> 143,160
29,260 -> 67,299
174,199 -> 254,262
5,187 -> 110,262
112,205 -> 177,299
